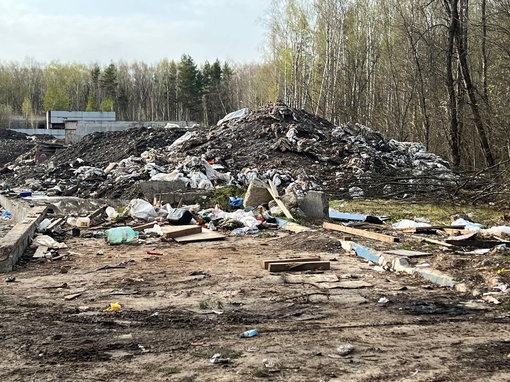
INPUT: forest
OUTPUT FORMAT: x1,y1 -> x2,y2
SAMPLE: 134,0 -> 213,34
1,0 -> 509,173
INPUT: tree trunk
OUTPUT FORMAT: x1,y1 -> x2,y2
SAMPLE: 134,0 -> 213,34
456,0 -> 495,168
446,0 -> 462,168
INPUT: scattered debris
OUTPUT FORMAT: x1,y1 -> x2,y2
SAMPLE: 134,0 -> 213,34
105,302 -> 122,312
267,261 -> 330,272
324,221 -> 399,243
239,329 -> 259,338
262,257 -> 321,269
336,344 -> 355,356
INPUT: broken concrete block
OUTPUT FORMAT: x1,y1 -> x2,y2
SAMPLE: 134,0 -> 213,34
243,179 -> 272,208
299,191 -> 328,219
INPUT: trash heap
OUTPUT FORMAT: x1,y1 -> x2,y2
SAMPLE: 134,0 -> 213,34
0,102 -> 457,199
0,129 -> 40,168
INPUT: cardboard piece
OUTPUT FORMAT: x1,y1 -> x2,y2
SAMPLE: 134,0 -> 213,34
162,225 -> 202,239
173,228 -> 225,243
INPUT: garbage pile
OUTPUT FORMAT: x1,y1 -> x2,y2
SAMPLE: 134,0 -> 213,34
0,102 -> 457,199
35,197 -> 284,250
0,129 -> 42,168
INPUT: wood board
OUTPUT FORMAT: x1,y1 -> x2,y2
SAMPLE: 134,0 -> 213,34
133,221 -> 158,232
173,228 -> 225,243
412,235 -> 454,248
399,225 -> 465,233
33,245 -> 49,259
267,180 -> 294,220
263,257 -> 321,269
323,222 -> 399,243
162,225 -> 202,239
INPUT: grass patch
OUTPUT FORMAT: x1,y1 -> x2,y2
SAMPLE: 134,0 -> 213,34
329,199 -> 505,227
161,366 -> 180,375
253,367 -> 271,378
199,301 -> 209,310
210,185 -> 247,210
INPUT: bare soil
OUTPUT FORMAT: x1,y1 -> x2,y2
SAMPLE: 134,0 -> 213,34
1,229 -> 509,382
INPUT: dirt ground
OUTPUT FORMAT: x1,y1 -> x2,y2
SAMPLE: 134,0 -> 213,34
1,228 -> 509,382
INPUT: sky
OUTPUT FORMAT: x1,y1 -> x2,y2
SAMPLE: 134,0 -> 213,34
0,0 -> 273,65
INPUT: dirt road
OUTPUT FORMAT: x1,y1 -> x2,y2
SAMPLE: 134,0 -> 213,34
1,230 -> 509,381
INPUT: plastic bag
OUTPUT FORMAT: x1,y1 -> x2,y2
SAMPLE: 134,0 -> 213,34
144,224 -> 163,236
128,199 -> 157,220
32,235 -> 68,249
166,207 -> 193,225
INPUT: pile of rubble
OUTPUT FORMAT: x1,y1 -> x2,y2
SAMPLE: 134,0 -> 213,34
0,129 -> 38,168
0,103 -> 457,200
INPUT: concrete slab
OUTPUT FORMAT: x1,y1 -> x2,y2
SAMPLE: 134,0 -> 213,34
0,196 -> 47,272
299,191 -> 328,219
343,241 -> 457,288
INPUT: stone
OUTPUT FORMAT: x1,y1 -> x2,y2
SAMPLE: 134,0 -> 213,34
243,179 -> 272,208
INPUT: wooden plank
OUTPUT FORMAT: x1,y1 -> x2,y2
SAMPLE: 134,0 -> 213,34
133,221 -> 157,232
267,180 -> 294,221
411,235 -> 454,248
161,225 -> 202,239
384,249 -> 432,257
268,261 -> 331,272
174,228 -> 225,243
263,257 -> 321,269
323,222 -> 399,243
399,225 -> 465,233
446,232 -> 478,241
33,245 -> 49,259
46,218 -> 63,231
87,206 -> 107,220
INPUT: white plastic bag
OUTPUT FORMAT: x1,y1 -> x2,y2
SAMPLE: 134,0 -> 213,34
128,199 -> 157,220
32,235 -> 68,249
144,224 -> 163,236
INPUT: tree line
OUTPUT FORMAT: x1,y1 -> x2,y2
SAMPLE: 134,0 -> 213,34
1,0 -> 510,172
0,55 -> 236,128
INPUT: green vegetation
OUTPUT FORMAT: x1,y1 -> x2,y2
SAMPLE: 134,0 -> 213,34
209,185 -> 246,210
253,367 -> 271,378
329,199 -> 505,228
198,301 -> 209,310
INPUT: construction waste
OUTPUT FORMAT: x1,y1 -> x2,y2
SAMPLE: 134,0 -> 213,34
0,102 -> 457,200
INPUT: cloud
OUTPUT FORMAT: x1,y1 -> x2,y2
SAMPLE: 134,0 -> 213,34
0,0 -> 270,65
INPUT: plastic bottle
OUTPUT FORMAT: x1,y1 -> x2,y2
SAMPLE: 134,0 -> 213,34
239,329 -> 258,338
105,227 -> 138,245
